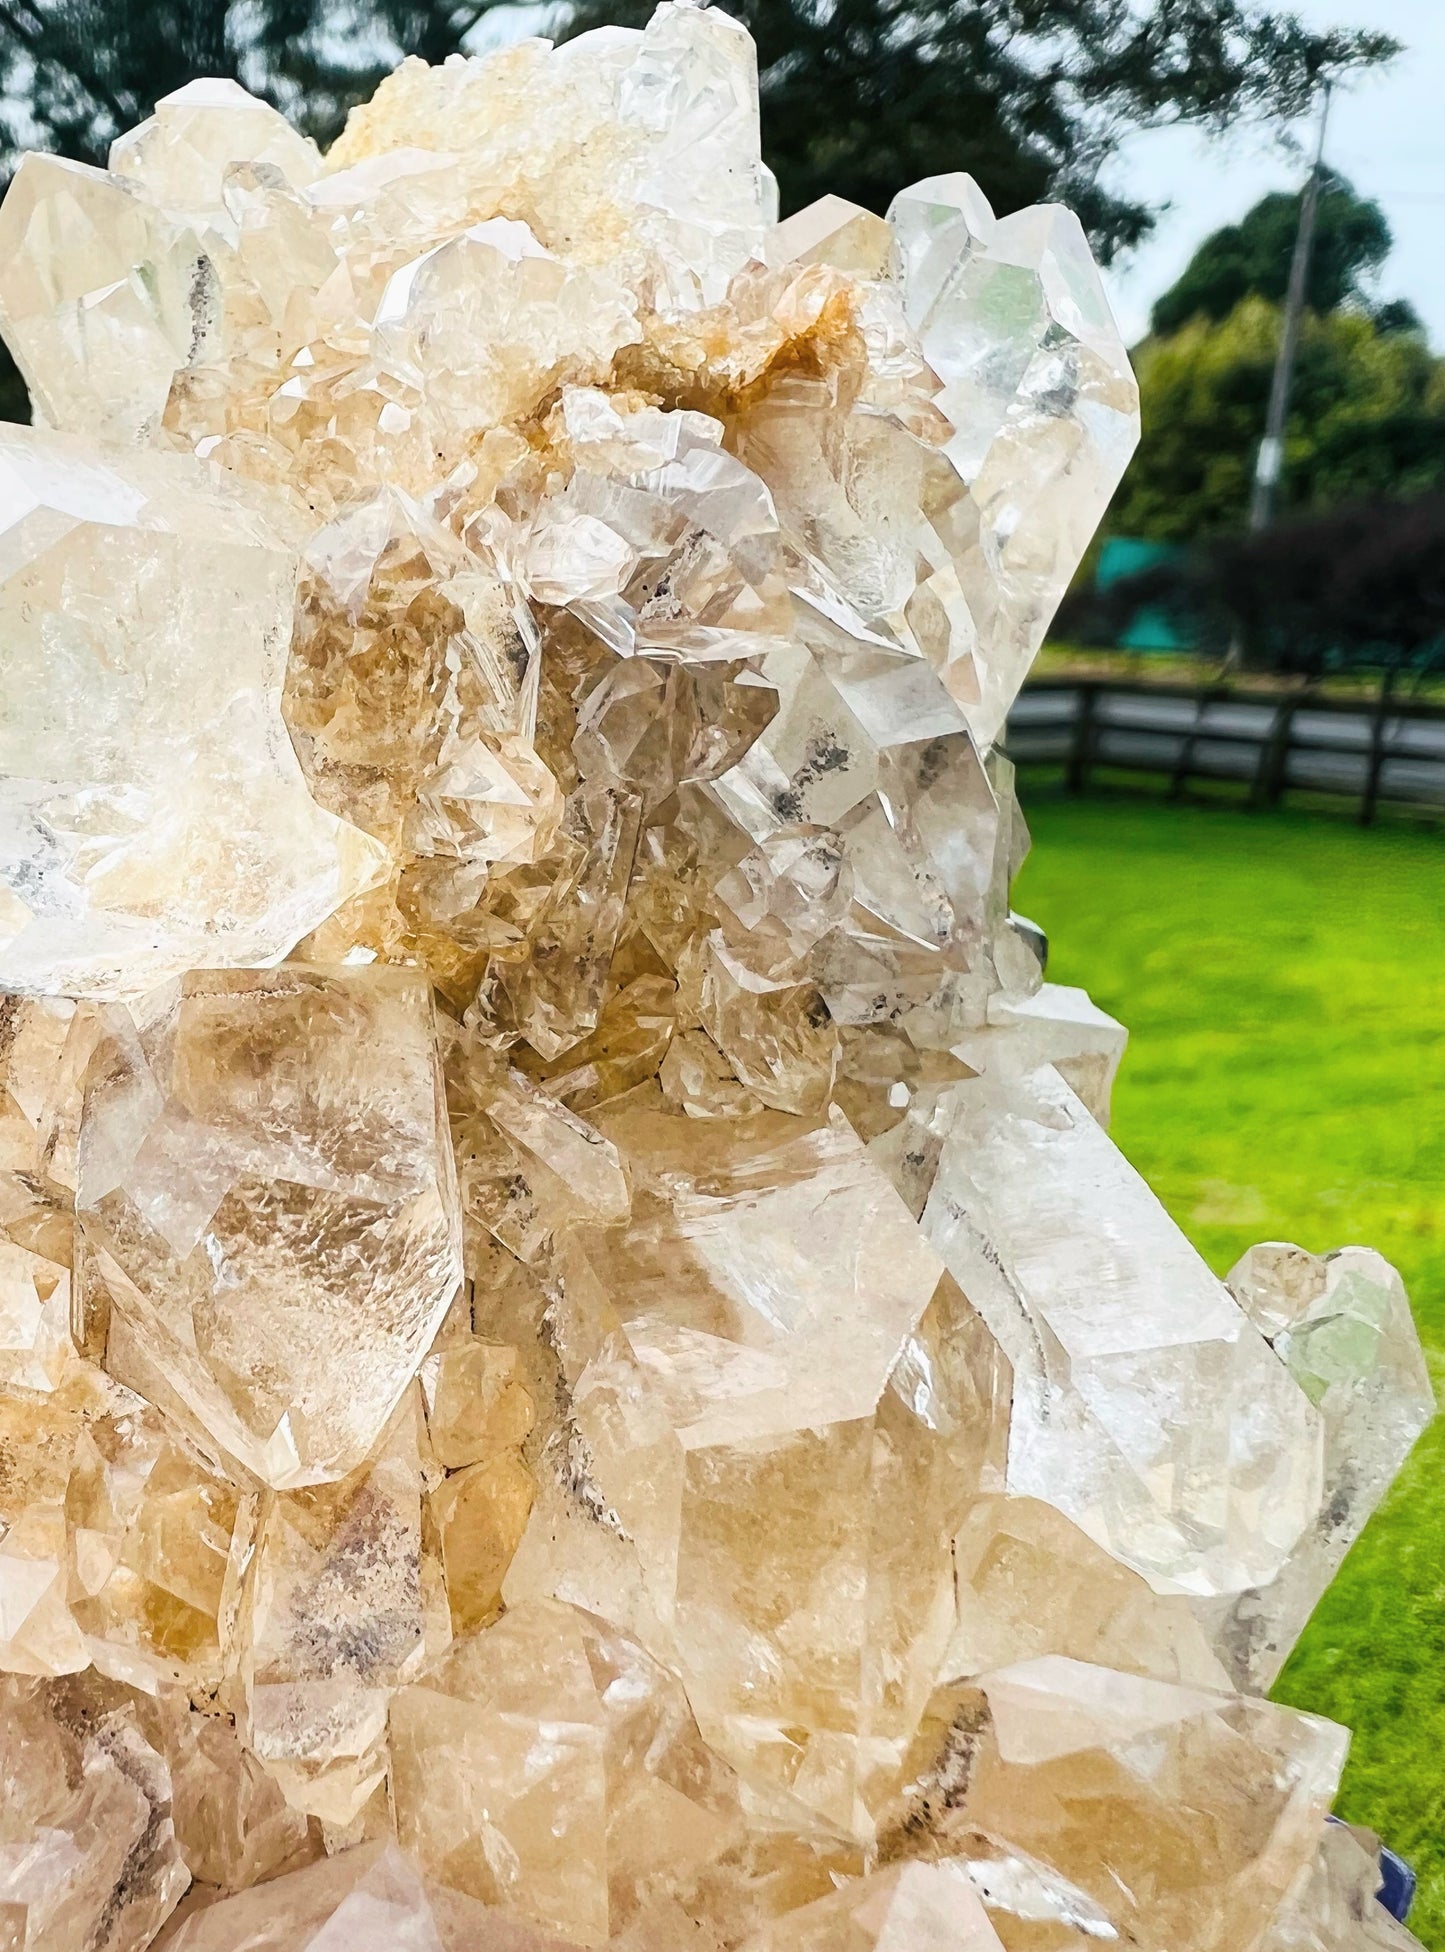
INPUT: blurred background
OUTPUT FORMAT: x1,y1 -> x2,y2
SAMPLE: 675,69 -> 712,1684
1,0 -> 1440,1937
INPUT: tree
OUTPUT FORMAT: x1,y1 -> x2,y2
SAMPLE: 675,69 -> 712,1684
1073,496 -> 1445,684
0,0 -> 1397,259
1149,171 -> 1414,336
1109,297 -> 1445,542
0,1 -> 506,175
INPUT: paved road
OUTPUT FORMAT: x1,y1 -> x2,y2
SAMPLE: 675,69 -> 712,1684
1005,686 -> 1445,806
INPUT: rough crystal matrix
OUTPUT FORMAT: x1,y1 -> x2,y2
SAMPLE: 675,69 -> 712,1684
0,8 -> 1430,1952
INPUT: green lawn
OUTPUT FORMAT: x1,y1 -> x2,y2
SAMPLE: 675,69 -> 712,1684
1012,789 -> 1445,1946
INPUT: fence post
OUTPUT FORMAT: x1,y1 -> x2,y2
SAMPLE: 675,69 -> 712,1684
1066,684 -> 1097,795
1251,691 -> 1300,809
1167,692 -> 1206,801
1360,668 -> 1397,826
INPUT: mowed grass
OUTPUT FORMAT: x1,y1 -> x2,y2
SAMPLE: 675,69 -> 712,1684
1012,789 -> 1445,1946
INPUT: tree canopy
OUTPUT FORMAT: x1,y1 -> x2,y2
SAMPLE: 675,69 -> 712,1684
0,0 -> 494,171
0,0 -> 1398,259
1149,170 -> 1415,336
1075,495 -> 1445,680
1110,297 -> 1445,543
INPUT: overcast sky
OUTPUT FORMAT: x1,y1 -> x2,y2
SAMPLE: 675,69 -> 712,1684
1096,0 -> 1445,347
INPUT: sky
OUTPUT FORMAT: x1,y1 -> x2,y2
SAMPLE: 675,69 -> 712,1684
1096,0 -> 1445,347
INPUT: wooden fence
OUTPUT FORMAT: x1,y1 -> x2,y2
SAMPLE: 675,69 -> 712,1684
1003,679 -> 1445,823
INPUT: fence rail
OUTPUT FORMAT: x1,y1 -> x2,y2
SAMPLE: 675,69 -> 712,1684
1003,678 -> 1445,822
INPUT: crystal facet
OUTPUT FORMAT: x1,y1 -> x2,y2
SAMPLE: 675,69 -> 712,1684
77,967 -> 463,1487
0,429 -> 384,997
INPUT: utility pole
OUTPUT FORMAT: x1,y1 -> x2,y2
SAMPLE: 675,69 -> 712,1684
1249,82 -> 1333,531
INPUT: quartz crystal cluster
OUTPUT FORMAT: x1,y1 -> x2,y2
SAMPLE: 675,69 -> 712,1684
0,11 -> 1432,1951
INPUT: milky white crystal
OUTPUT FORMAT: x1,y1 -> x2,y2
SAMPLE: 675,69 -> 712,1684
0,428 -> 384,997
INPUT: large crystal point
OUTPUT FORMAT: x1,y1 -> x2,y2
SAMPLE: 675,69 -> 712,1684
77,967 -> 462,1487
0,428 -> 385,997
143,1695 -> 315,1896
954,980 -> 1127,1125
944,1494 -> 1231,1689
1262,1822 -> 1426,1951
922,1057 -> 1324,1596
0,154 -> 209,443
739,1858 -> 1006,1952
391,1597 -> 743,1945
109,78 -> 323,221
233,1393 -> 444,1824
888,176 -> 1139,747
1195,1242 -> 1434,1689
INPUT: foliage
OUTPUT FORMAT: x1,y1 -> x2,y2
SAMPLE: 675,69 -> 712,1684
0,0 -> 1394,258
1108,297 -> 1445,542
1070,493 -> 1445,681
0,0 -> 506,170
1149,169 -> 1415,336
1015,792 -> 1445,1949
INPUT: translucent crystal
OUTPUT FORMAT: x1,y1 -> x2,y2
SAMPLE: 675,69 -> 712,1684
0,995 -> 96,1198
897,1658 -> 1348,1952
160,1837 -> 581,1951
955,980 -> 1127,1126
922,1058 -> 1323,1597
109,79 -> 323,222
739,1857 -> 1005,1952
507,1103 -> 1011,1836
328,3 -> 775,309
888,177 -> 1139,747
944,1494 -> 1231,1690
420,1338 -> 536,1470
0,428 -> 385,997
0,1355 -> 241,1689
284,487 -> 560,975
509,390 -> 792,662
0,154 -> 208,442
391,1597 -> 743,1945
1262,1822 -> 1426,1952
1194,1242 -> 1434,1689
78,967 -> 463,1487
232,1393 -> 443,1823
0,1670 -> 188,1951
373,224 -> 639,457
0,1236 -> 71,1392
144,1696 -> 316,1894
